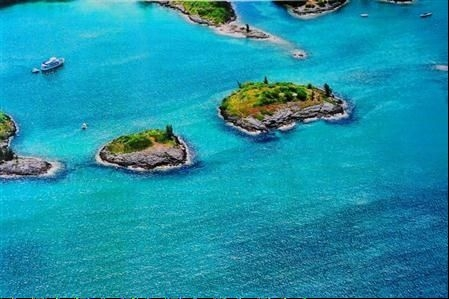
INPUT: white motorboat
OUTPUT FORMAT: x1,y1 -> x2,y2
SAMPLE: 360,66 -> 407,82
41,57 -> 64,71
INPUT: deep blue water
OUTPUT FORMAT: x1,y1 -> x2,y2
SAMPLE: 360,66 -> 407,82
0,0 -> 447,297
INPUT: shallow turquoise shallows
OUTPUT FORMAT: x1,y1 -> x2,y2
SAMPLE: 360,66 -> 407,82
0,0 -> 447,296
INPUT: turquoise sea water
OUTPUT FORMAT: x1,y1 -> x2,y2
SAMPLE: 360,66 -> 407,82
0,0 -> 447,296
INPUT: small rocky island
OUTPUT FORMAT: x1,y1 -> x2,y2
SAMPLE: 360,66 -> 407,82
275,0 -> 348,18
219,79 -> 348,134
98,126 -> 190,171
0,112 -> 57,178
145,1 -> 272,40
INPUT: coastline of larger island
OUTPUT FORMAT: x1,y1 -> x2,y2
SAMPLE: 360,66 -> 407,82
143,1 -> 307,58
0,112 -> 60,178
97,125 -> 192,172
219,80 -> 349,135
144,1 -> 278,41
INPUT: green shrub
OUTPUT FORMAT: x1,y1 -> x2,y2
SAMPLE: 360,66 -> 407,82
126,136 -> 152,151
0,148 -> 15,161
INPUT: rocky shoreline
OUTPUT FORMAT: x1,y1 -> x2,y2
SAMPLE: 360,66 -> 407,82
219,82 -> 349,135
145,1 -> 272,40
220,99 -> 348,135
97,135 -> 191,172
277,0 -> 349,19
0,113 -> 59,178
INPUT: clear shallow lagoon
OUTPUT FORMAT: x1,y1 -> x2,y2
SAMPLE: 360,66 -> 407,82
0,0 -> 447,296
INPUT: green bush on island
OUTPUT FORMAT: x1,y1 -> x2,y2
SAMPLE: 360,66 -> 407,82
221,81 -> 337,119
0,148 -> 15,161
0,112 -> 15,140
174,1 -> 235,25
106,125 -> 177,154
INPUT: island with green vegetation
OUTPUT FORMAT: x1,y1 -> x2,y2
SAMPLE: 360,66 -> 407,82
219,79 -> 348,134
0,112 -> 58,178
97,125 -> 190,171
144,1 -> 273,40
275,0 -> 348,18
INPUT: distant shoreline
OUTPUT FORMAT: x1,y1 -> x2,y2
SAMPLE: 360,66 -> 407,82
144,1 -> 307,58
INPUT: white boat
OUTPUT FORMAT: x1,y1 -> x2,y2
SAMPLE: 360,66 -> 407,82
41,57 -> 64,71
31,68 -> 40,74
81,123 -> 88,130
420,12 -> 432,18
360,13 -> 369,18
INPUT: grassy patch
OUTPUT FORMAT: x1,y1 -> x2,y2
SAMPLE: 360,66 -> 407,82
175,1 -> 235,25
0,112 -> 15,140
106,127 -> 177,154
220,81 -> 332,118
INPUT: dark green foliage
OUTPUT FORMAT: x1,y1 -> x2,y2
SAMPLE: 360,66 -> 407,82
264,76 -> 269,84
317,0 -> 326,8
296,88 -> 308,101
0,148 -> 15,161
178,1 -> 235,25
254,83 -> 309,106
237,81 -> 242,88
307,83 -> 313,89
245,24 -> 250,33
324,83 -> 332,97
165,125 -> 174,139
126,136 -> 153,151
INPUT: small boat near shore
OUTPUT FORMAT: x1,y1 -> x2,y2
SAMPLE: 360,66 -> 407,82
41,57 -> 64,72
31,68 -> 40,74
420,12 -> 432,18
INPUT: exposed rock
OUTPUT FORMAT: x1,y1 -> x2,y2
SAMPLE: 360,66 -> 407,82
0,157 -> 52,177
276,0 -> 348,19
0,113 -> 58,178
98,136 -> 189,171
220,98 -> 347,134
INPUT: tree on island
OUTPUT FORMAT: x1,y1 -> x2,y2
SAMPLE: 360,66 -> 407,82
0,148 -> 15,161
237,81 -> 242,88
324,83 -> 332,97
264,76 -> 269,84
245,24 -> 250,33
165,125 -> 174,139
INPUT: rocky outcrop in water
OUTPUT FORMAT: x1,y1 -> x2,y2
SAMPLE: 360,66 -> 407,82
98,133 -> 190,171
0,113 -> 58,178
221,100 -> 346,134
